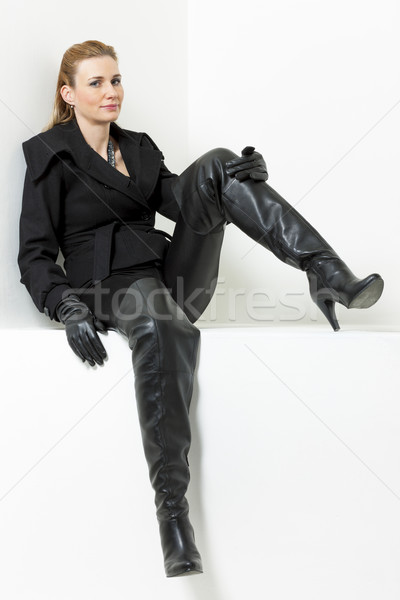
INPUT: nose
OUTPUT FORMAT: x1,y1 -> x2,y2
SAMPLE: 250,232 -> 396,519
104,81 -> 117,98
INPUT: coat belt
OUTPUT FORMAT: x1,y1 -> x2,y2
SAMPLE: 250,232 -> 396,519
63,221 -> 172,285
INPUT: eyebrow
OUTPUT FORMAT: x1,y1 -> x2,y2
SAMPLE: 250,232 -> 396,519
87,74 -> 122,80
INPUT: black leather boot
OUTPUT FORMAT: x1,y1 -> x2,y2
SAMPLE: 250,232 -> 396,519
170,148 -> 383,330
114,277 -> 203,577
305,254 -> 384,331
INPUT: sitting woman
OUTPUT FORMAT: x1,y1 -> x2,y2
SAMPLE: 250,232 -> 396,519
18,40 -> 383,577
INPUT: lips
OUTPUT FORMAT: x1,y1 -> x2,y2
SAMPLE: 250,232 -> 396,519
101,104 -> 118,109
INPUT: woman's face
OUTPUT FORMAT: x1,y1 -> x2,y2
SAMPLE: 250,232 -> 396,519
62,55 -> 124,126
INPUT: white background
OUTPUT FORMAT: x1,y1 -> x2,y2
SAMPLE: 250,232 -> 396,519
1,0 -> 399,329
0,2 -> 399,599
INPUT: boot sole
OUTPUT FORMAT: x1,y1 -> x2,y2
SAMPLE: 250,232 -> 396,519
348,276 -> 384,309
167,567 -> 203,577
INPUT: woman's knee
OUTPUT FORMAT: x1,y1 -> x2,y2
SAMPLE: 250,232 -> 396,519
130,308 -> 200,373
115,278 -> 200,353
197,147 -> 238,171
169,147 -> 240,237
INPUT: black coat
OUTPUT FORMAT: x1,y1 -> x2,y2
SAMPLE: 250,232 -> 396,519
18,119 -> 180,319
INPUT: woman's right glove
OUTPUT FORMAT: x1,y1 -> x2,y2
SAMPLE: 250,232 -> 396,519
225,146 -> 269,182
56,295 -> 108,367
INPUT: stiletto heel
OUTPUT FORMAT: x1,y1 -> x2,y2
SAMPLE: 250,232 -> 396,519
316,298 -> 340,331
307,270 -> 340,331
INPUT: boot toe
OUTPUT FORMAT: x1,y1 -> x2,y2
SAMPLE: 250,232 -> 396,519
165,558 -> 203,577
159,516 -> 203,578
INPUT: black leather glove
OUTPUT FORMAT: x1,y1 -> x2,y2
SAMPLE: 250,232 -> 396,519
225,146 -> 269,182
56,295 -> 108,367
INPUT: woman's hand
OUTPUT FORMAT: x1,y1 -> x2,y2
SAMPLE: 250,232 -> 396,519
56,295 -> 108,367
225,146 -> 269,182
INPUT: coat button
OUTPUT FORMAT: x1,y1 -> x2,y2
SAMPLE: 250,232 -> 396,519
141,211 -> 151,220
103,184 -> 110,189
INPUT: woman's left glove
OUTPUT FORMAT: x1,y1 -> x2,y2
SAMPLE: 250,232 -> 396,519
56,295 -> 108,367
225,146 -> 269,182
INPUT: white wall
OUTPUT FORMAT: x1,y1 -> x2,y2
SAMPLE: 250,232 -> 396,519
188,0 -> 400,329
1,0 -> 399,330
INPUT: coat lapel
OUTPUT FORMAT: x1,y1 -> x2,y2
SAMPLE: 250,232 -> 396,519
117,126 -> 164,200
23,119 -> 163,210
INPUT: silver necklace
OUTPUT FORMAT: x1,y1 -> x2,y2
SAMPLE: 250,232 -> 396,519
107,139 -> 116,168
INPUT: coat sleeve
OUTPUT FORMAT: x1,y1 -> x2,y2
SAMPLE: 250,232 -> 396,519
140,133 -> 181,222
18,157 -> 75,320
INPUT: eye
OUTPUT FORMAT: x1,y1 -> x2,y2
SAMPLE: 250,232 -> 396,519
89,80 -> 101,87
112,78 -> 121,86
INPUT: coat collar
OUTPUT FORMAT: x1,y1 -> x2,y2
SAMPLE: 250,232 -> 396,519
22,119 -> 163,207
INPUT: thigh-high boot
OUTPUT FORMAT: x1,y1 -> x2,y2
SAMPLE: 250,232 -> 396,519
114,277 -> 202,577
169,148 -> 384,330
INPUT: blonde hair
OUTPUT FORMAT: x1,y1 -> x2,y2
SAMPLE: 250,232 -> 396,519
44,40 -> 118,131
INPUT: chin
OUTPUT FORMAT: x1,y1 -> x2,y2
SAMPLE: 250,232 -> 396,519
99,113 -> 119,123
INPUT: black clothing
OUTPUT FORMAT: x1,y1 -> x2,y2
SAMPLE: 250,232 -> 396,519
18,119 -> 179,319
105,275 -> 203,576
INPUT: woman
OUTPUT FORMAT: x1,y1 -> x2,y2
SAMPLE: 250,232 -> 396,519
18,40 -> 383,577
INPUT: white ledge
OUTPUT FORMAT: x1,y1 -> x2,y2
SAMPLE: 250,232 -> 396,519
0,328 -> 399,599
